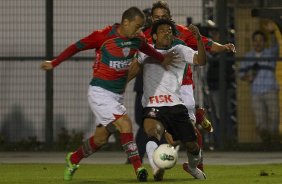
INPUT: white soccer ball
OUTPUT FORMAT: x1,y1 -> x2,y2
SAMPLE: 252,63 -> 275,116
153,144 -> 178,169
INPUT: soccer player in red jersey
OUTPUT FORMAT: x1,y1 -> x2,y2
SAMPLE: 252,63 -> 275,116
143,1 -> 236,172
40,6 -> 177,182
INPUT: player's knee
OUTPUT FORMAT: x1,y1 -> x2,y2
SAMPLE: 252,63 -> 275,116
94,137 -> 108,147
94,134 -> 109,146
146,127 -> 159,138
185,141 -> 200,155
146,125 -> 164,140
105,123 -> 118,133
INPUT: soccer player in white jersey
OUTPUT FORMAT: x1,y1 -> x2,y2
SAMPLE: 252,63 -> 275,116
128,19 -> 207,181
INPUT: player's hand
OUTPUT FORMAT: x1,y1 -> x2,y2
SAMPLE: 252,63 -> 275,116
162,50 -> 180,70
40,61 -> 54,70
224,43 -> 236,53
188,24 -> 201,40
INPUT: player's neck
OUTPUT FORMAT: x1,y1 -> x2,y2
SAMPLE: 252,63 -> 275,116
154,43 -> 172,50
117,25 -> 127,38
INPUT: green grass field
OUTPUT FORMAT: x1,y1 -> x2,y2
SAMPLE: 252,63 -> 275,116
0,163 -> 281,184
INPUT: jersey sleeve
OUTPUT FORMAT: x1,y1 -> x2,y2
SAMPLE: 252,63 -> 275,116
138,38 -> 164,62
143,27 -> 153,44
136,51 -> 147,64
51,29 -> 106,67
176,45 -> 197,64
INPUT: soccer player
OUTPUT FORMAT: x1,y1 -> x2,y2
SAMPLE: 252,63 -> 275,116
128,19 -> 207,181
40,6 -> 177,182
143,0 -> 236,171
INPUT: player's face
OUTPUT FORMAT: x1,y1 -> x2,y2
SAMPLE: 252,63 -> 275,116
252,34 -> 265,52
151,8 -> 170,22
125,16 -> 145,38
153,24 -> 174,48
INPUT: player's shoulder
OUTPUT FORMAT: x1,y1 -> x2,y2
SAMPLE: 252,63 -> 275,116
172,38 -> 187,46
175,24 -> 190,32
94,23 -> 119,37
175,24 -> 193,38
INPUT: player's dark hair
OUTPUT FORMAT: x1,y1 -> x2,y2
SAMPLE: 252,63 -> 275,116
151,1 -> 171,18
252,30 -> 266,41
151,19 -> 177,37
122,7 -> 145,22
143,8 -> 152,30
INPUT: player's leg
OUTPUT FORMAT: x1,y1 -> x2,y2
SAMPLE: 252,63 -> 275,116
92,86 -> 147,181
167,105 -> 206,180
182,141 -> 206,180
143,117 -> 165,181
64,86 -> 116,181
64,125 -> 110,181
134,91 -> 146,161
113,115 -> 143,170
195,107 -> 214,132
180,85 -> 205,171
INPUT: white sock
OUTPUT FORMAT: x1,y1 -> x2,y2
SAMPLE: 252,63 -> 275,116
187,149 -> 201,171
146,141 -> 158,171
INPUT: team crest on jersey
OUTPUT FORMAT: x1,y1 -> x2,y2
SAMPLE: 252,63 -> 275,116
122,47 -> 131,57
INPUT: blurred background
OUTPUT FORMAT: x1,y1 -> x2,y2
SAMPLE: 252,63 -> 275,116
0,0 -> 281,151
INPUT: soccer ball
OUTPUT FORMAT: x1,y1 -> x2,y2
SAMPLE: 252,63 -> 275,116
153,144 -> 178,169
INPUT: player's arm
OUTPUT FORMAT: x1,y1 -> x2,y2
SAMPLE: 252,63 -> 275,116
40,43 -> 80,70
183,25 -> 235,53
188,25 -> 207,66
127,58 -> 142,83
210,42 -> 236,53
139,39 -> 179,70
40,31 -> 100,71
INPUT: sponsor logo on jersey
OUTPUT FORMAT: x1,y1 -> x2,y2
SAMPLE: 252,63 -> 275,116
149,95 -> 173,104
109,59 -> 131,70
121,41 -> 132,46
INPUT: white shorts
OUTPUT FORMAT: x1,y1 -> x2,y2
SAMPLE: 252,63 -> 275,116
88,86 -> 127,126
180,84 -> 195,121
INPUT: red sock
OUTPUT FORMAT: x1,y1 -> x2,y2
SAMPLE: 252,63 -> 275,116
195,108 -> 205,124
195,128 -> 203,148
195,128 -> 204,171
70,136 -> 98,164
120,133 -> 142,172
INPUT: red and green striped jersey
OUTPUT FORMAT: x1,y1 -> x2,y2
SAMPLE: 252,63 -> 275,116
51,23 -> 165,94
144,24 -> 213,86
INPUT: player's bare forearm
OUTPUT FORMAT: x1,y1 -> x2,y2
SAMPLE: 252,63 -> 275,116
211,41 -> 236,53
195,35 -> 207,65
189,24 -> 206,65
127,59 -> 141,83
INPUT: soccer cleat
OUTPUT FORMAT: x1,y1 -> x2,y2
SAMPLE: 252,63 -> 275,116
195,108 -> 214,132
136,167 -> 148,182
64,152 -> 79,181
183,162 -> 206,180
153,168 -> 165,181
